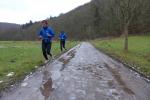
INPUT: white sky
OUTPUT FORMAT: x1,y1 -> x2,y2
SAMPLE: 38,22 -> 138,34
0,0 -> 91,24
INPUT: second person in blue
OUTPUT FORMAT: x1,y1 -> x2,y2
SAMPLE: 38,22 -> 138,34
59,31 -> 67,51
38,20 -> 55,62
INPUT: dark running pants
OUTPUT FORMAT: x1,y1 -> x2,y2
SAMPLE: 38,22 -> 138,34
60,40 -> 66,51
42,40 -> 52,60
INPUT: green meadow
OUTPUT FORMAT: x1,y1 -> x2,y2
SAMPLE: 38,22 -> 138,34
0,41 -> 78,91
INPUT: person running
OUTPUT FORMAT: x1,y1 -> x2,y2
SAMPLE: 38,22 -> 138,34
38,20 -> 55,62
59,31 -> 67,51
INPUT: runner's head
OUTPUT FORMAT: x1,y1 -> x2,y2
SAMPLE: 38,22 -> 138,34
61,31 -> 65,33
41,20 -> 48,27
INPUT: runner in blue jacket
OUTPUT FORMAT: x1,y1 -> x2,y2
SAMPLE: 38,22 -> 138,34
59,31 -> 67,51
38,20 -> 55,61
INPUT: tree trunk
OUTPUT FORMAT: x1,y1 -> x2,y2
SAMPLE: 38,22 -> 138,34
124,24 -> 129,51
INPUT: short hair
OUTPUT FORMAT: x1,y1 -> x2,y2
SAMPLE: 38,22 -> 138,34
41,20 -> 48,25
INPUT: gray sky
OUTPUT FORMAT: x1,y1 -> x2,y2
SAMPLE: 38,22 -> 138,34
0,0 -> 91,24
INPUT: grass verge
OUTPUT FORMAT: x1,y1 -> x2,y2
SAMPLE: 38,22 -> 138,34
91,36 -> 150,77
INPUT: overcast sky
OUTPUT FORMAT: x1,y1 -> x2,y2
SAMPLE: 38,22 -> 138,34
0,0 -> 91,24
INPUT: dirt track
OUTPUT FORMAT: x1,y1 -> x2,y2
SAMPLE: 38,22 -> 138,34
1,42 -> 150,100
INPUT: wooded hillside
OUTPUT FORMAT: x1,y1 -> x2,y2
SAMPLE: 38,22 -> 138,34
0,0 -> 149,40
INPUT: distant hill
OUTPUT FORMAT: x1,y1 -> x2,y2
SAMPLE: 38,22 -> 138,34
0,22 -> 20,31
0,22 -> 20,40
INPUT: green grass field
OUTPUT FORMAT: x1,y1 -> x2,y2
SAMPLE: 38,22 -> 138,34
0,41 -> 78,91
91,36 -> 150,76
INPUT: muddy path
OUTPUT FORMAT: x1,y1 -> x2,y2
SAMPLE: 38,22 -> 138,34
1,42 -> 150,100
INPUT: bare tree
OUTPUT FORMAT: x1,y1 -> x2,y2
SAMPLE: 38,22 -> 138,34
113,0 -> 146,51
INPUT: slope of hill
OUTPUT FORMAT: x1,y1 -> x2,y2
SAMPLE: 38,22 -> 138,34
0,22 -> 20,40
0,22 -> 20,31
